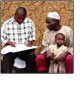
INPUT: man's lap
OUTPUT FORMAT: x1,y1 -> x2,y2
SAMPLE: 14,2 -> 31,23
35,54 -> 73,73
35,54 -> 48,72
3,49 -> 35,60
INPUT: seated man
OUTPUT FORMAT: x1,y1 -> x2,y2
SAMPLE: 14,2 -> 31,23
35,12 -> 73,73
1,7 -> 36,73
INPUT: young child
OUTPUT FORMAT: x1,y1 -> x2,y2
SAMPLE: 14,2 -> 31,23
45,33 -> 68,73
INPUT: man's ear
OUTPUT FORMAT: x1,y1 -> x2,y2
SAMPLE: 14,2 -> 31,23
14,12 -> 17,16
14,13 -> 17,19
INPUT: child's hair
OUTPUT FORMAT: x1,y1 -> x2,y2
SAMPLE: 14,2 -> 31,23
55,33 -> 65,40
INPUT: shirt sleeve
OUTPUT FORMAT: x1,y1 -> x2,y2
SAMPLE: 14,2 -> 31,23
65,27 -> 73,55
42,30 -> 49,48
1,22 -> 8,46
28,21 -> 36,41
40,45 -> 54,54
48,45 -> 55,53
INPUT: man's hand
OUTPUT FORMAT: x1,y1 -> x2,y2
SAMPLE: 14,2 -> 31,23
45,50 -> 53,60
25,41 -> 33,47
6,41 -> 16,47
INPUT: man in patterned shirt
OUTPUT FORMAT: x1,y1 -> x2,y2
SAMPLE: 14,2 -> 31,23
1,7 -> 36,73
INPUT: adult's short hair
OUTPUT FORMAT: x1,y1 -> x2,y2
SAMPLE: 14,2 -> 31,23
15,7 -> 27,16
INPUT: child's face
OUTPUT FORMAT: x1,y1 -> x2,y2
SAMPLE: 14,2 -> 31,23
55,34 -> 65,46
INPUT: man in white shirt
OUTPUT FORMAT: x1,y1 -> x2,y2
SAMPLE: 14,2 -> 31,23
35,12 -> 73,73
1,7 -> 36,73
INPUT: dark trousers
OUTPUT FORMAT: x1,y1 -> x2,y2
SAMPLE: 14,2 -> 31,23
2,49 -> 37,73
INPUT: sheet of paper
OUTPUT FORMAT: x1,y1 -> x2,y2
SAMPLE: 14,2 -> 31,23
1,44 -> 39,54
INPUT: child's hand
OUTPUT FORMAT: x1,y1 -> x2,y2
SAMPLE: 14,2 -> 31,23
54,57 -> 59,61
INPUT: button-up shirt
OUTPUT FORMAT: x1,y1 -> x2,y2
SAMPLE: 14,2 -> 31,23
1,17 -> 36,46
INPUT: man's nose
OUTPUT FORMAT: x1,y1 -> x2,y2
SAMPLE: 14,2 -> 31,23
19,19 -> 23,22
